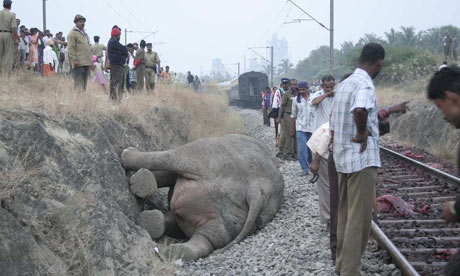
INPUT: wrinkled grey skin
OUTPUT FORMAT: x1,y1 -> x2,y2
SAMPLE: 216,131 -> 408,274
121,134 -> 284,260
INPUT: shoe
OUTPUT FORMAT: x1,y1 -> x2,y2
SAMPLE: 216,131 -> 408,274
283,155 -> 295,161
276,152 -> 283,158
298,172 -> 309,177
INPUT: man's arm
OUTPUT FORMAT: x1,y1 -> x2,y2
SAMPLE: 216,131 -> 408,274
311,92 -> 333,106
277,94 -> 287,122
351,108 -> 369,153
441,197 -> 460,222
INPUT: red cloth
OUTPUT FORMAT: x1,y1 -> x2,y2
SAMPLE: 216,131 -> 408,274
376,195 -> 414,216
401,150 -> 423,159
111,28 -> 121,37
43,64 -> 55,77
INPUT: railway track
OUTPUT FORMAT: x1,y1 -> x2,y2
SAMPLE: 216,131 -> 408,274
372,146 -> 460,276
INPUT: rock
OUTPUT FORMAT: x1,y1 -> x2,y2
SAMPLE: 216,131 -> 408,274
137,209 -> 166,239
129,168 -> 158,198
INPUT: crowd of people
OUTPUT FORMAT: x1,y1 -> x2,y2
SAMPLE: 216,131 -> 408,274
262,43 -> 460,275
0,1 -> 198,102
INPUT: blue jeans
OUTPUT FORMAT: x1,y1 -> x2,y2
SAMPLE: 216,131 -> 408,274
297,131 -> 312,173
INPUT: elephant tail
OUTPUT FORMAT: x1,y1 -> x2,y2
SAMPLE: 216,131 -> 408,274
213,188 -> 265,254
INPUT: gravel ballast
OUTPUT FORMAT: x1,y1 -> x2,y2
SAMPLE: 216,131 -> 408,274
179,108 -> 401,276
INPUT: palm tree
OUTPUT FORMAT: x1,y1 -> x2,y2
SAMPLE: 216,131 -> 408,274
358,33 -> 385,46
277,59 -> 293,76
384,28 -> 401,46
400,26 -> 422,47
340,41 -> 355,53
262,64 -> 273,76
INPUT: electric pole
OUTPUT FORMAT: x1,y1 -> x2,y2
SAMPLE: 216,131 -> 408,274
330,0 -> 334,76
270,46 -> 274,87
287,0 -> 334,75
238,62 -> 240,76
125,28 -> 127,45
42,0 -> 47,32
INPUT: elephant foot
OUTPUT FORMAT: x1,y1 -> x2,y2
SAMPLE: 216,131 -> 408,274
137,209 -> 165,239
129,168 -> 158,198
168,243 -> 197,261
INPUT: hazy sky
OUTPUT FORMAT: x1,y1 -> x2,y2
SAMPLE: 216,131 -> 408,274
12,0 -> 460,75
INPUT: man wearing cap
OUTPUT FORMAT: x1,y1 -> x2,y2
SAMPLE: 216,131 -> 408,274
91,35 -> 106,63
67,14 -> 92,91
0,0 -> 18,76
277,78 -> 297,160
145,42 -> 160,91
135,40 -> 146,91
108,27 -> 128,101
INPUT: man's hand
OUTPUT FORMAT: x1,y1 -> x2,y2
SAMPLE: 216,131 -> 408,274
351,130 -> 369,153
390,101 -> 410,114
441,202 -> 457,222
326,91 -> 334,97
73,60 -> 79,67
289,128 -> 295,137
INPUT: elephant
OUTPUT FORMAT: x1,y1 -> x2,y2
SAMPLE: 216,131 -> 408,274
121,134 -> 284,261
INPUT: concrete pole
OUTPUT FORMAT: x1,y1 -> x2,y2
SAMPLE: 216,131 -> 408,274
125,29 -> 127,45
42,0 -> 46,32
270,46 -> 274,87
238,62 -> 240,76
330,0 -> 334,76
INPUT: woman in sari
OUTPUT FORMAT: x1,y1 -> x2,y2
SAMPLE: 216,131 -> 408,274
28,28 -> 39,71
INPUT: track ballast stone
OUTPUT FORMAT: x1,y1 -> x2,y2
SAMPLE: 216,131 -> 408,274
179,108 -> 401,276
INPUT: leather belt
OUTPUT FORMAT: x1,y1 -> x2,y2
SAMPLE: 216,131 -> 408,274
0,30 -> 12,33
146,66 -> 155,70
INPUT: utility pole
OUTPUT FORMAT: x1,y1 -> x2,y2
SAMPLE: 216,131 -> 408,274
270,46 -> 274,87
42,0 -> 47,32
238,62 -> 240,76
287,0 -> 334,75
124,28 -> 127,45
330,0 -> 334,76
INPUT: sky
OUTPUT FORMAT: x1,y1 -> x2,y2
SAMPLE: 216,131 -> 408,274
12,0 -> 460,75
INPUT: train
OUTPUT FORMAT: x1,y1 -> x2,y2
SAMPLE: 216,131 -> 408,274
218,71 -> 269,109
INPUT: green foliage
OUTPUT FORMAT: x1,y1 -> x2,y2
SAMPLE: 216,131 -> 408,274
292,25 -> 457,84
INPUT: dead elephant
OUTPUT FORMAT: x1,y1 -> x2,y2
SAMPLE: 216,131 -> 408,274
121,134 -> 284,260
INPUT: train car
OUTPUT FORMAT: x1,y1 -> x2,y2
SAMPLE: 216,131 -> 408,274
219,71 -> 269,109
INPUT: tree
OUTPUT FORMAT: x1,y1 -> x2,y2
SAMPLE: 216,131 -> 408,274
384,28 -> 402,46
277,59 -> 293,76
399,26 -> 422,47
357,33 -> 385,46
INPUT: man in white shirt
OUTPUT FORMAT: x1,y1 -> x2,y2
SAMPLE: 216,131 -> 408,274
330,43 -> 385,276
311,75 -> 335,131
290,81 -> 313,175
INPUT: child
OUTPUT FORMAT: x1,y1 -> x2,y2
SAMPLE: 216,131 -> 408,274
92,55 -> 106,89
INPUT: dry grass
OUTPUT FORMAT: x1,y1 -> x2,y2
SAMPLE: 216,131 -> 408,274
0,72 -> 244,142
376,78 -> 429,107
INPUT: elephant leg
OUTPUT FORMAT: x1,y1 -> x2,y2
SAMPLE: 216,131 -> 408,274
164,210 -> 186,239
167,233 -> 214,261
121,148 -> 200,180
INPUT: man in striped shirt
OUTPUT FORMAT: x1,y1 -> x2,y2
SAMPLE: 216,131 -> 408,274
330,43 -> 385,276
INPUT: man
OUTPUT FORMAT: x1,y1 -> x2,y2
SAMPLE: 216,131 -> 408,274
91,35 -> 106,63
145,43 -> 160,91
126,43 -> 137,90
311,75 -> 335,131
135,40 -> 146,91
67,14 -> 92,91
160,65 -> 171,84
262,87 -> 271,126
427,66 -> 460,276
453,38 -> 458,61
0,0 -> 18,76
330,43 -> 385,276
277,78 -> 297,160
133,42 -> 138,51
187,71 -> 194,87
444,33 -> 453,60
289,79 -> 299,158
17,30 -> 27,68
108,27 -> 128,102
290,81 -> 312,176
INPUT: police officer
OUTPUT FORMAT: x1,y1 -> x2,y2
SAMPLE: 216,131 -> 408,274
145,42 -> 160,91
277,78 -> 297,160
0,0 -> 18,76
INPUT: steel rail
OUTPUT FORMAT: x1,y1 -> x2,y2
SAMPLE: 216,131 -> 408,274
371,221 -> 420,276
380,146 -> 460,186
370,146 -> 460,276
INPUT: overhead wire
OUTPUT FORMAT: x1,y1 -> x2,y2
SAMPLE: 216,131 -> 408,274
102,0 -> 136,29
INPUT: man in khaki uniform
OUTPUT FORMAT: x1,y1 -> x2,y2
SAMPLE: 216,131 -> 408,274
135,40 -> 146,91
145,42 -> 160,91
90,35 -> 106,63
0,0 -> 18,76
277,78 -> 297,160
67,14 -> 92,91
